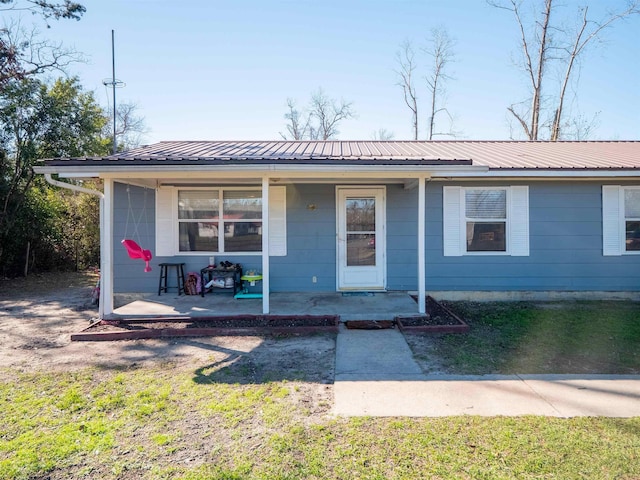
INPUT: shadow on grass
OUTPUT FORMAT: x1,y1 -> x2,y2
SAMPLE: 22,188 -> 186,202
191,334 -> 336,385
609,417 -> 640,437
417,301 -> 640,375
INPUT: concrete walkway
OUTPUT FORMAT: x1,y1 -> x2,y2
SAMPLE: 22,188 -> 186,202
333,325 -> 640,417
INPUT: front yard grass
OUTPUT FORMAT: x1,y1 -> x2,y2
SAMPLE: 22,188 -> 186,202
413,300 -> 640,375
1,366 -> 639,480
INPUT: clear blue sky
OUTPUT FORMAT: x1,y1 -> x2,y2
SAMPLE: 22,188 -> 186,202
17,0 -> 640,142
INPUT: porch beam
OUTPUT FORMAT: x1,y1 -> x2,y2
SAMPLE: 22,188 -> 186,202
417,176 -> 426,314
403,178 -> 419,190
89,164 -> 444,178
261,176 -> 270,314
101,179 -> 114,318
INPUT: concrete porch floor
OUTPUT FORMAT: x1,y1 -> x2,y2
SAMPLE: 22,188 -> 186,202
112,291 -> 420,321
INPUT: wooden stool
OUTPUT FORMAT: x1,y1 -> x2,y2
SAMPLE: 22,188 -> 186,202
158,262 -> 186,295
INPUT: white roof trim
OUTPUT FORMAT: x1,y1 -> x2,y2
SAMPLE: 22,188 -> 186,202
34,164 -> 640,180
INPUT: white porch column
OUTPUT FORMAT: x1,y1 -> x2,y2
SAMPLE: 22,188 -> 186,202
261,176 -> 270,314
100,179 -> 114,318
417,176 -> 426,314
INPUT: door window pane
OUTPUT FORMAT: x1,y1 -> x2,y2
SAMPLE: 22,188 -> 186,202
347,233 -> 376,266
346,198 -> 375,232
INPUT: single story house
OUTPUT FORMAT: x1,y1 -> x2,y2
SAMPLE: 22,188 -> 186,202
35,140 -> 640,319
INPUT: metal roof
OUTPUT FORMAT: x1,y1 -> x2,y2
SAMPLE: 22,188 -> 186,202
42,140 -> 640,170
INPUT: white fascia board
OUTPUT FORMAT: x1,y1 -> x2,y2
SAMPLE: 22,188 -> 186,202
432,169 -> 640,178
34,166 -> 100,178
34,163 -> 640,180
39,163 -> 485,177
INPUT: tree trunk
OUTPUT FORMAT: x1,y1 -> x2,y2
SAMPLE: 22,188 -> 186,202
24,241 -> 30,277
530,0 -> 553,140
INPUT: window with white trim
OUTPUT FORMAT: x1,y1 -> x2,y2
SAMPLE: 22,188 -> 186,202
624,188 -> 640,252
603,185 -> 640,255
443,185 -> 529,257
155,186 -> 287,257
465,189 -> 507,252
178,189 -> 262,253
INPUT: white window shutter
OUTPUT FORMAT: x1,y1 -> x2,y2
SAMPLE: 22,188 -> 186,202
509,186 -> 529,256
443,186 -> 462,256
156,187 -> 175,257
268,186 -> 287,256
602,185 -> 622,256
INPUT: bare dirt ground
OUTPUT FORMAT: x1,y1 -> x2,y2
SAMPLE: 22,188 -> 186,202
0,271 -> 334,408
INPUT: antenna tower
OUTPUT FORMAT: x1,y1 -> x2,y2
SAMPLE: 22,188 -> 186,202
102,30 -> 125,154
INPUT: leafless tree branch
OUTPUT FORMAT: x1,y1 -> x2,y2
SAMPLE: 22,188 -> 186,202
550,2 -> 640,140
395,40 -> 419,140
0,20 -> 84,86
114,101 -> 147,150
371,128 -> 394,140
280,90 -> 355,140
491,0 -> 640,141
424,27 -> 455,140
280,98 -> 312,140
310,88 -> 354,140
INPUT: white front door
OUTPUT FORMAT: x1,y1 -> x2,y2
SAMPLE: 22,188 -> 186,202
337,187 -> 386,290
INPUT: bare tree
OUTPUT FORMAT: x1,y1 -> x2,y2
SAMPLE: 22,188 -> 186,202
281,89 -> 355,140
0,1 -> 85,87
424,27 -> 456,140
309,89 -> 354,140
112,101 -> 147,150
395,40 -> 419,140
0,20 -> 83,87
280,98 -> 311,140
372,128 -> 394,140
565,111 -> 601,140
491,0 -> 640,141
550,4 -> 639,140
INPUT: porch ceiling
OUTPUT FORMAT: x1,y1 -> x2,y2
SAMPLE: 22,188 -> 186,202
113,175 -> 423,187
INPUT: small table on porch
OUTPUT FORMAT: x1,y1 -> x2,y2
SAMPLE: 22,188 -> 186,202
200,266 -> 242,297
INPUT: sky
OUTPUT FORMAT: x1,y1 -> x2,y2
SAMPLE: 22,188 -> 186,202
10,0 -> 640,143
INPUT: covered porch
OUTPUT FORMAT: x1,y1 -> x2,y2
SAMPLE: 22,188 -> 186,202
98,168 -> 445,320
111,290 -> 420,321
37,141 -> 486,320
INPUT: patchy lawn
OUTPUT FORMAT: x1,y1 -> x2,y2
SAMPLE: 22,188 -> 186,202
1,275 -> 638,479
1,366 -> 639,480
404,301 -> 640,375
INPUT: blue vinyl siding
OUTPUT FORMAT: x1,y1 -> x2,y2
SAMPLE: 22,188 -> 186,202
113,182 -> 263,293
113,182 -> 156,293
112,180 -> 640,294
270,184 -> 336,291
386,185 -> 418,290
425,181 -> 640,292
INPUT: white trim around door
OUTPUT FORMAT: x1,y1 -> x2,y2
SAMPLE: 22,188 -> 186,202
336,186 -> 386,291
